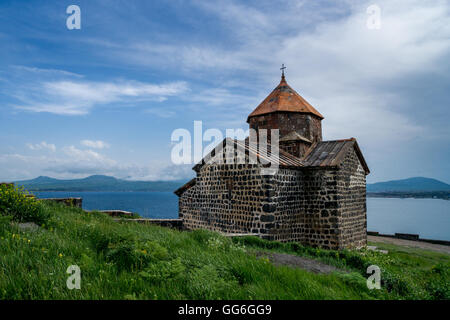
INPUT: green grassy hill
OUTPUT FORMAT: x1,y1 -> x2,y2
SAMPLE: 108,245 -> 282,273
0,185 -> 448,300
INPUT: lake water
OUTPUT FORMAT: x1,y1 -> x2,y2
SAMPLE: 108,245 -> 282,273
367,198 -> 449,241
34,191 -> 179,219
33,192 -> 450,241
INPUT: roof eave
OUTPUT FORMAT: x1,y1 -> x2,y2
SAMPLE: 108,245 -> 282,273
247,110 -> 324,123
174,178 -> 196,197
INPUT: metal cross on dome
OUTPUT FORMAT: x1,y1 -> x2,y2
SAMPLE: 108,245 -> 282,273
280,64 -> 286,77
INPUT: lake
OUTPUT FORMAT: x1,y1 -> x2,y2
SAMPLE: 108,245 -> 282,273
34,191 -> 179,219
33,192 -> 450,241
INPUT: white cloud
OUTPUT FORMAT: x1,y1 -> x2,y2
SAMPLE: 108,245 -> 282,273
26,141 -> 56,152
62,145 -> 114,163
144,109 -> 175,118
11,65 -> 84,78
12,78 -> 189,115
186,88 -> 257,107
0,146 -> 194,182
80,140 -> 110,149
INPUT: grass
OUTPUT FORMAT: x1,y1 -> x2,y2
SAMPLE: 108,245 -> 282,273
0,185 -> 448,300
232,236 -> 450,300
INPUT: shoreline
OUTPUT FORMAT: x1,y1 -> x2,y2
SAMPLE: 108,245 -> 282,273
29,190 -> 450,200
367,193 -> 449,200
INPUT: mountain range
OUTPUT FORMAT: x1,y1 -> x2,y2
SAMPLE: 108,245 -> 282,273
14,175 -> 187,192
367,177 -> 450,193
12,175 -> 450,193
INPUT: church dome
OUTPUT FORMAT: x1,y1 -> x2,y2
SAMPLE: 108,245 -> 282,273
247,74 -> 324,122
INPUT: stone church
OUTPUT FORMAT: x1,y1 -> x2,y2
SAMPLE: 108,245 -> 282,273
175,71 -> 370,250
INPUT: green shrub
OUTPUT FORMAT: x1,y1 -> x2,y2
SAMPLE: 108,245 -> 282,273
89,228 -> 131,253
335,272 -> 369,291
233,235 -> 284,250
426,263 -> 450,299
106,241 -> 137,271
189,229 -> 217,244
431,263 -> 449,276
344,253 -> 368,270
106,240 -> 169,271
0,215 -> 12,236
0,184 -> 50,225
426,278 -> 450,300
186,264 -> 238,299
381,271 -> 412,296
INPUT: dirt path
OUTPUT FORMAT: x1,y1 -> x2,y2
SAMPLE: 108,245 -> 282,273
256,252 -> 343,274
254,237 -> 450,274
368,236 -> 450,255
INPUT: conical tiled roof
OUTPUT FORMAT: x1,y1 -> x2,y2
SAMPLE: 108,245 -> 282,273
247,75 -> 324,122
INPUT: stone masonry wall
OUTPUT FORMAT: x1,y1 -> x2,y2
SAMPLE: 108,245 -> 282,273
179,147 -> 367,250
180,164 -> 273,234
267,168 -> 340,249
336,148 -> 367,249
248,112 -> 322,145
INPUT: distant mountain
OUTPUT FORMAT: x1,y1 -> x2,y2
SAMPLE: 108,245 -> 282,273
15,175 -> 450,194
368,177 -> 450,192
14,175 -> 188,192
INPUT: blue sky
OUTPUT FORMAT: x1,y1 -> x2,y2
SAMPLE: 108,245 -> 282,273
0,0 -> 449,183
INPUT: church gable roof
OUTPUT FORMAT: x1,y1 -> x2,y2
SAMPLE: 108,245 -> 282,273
174,178 -> 196,196
279,131 -> 312,143
303,138 -> 370,174
175,138 -> 369,196
247,75 -> 324,122
192,138 -> 305,173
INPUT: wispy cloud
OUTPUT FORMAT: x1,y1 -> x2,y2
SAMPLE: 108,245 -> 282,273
144,109 -> 176,118
80,140 -> 110,149
11,65 -> 84,78
13,79 -> 189,115
26,141 -> 56,152
0,145 -> 194,181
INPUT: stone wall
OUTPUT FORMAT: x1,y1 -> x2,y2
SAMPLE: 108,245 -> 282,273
41,198 -> 82,208
266,168 -> 341,249
248,112 -> 322,145
180,163 -> 266,234
179,147 -> 367,250
119,218 -> 184,229
336,147 -> 367,249
268,147 -> 367,249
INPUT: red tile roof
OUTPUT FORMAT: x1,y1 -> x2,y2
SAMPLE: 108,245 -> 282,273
247,75 -> 324,122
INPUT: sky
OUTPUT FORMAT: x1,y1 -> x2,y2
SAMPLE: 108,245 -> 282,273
0,0 -> 449,183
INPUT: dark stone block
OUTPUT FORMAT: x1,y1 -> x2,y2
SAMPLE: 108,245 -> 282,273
260,214 -> 275,222
262,204 -> 276,213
